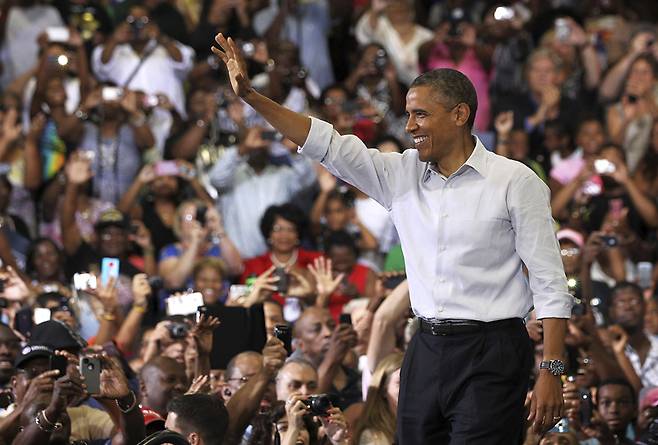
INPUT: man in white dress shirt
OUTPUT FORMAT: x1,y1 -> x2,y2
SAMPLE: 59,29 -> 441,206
211,33 -> 572,444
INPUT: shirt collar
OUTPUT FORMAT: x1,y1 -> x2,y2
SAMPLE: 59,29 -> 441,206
424,136 -> 489,180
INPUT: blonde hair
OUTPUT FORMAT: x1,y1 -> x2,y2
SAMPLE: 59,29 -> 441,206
352,352 -> 404,445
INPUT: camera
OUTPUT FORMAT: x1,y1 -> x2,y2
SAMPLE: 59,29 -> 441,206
373,49 -> 388,72
600,235 -> 619,248
168,322 -> 189,339
196,205 -> 207,226
303,394 -> 332,416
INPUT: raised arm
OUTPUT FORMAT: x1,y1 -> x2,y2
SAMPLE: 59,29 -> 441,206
211,33 -> 401,209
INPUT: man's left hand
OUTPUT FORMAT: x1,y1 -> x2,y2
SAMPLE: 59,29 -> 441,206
528,371 -> 564,433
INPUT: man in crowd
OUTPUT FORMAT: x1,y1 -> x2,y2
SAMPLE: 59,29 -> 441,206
165,393 -> 229,445
139,355 -> 187,418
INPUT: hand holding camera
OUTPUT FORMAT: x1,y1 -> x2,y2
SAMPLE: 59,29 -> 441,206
319,407 -> 349,444
262,336 -> 287,375
325,324 -> 358,365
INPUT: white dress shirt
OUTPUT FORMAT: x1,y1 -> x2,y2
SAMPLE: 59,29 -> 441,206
299,117 -> 572,321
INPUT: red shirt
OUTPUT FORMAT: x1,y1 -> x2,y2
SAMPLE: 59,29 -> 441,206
241,249 -> 323,304
328,264 -> 371,320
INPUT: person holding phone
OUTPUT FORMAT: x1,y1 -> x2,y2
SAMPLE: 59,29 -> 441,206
607,54 -> 658,172
158,199 -> 242,289
212,33 -> 571,443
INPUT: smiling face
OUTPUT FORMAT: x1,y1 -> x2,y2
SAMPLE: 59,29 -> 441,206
405,86 -> 465,164
32,240 -> 61,281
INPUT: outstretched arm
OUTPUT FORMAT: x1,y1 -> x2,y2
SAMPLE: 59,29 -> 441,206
211,33 -> 401,209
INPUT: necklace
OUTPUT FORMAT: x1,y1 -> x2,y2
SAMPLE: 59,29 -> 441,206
270,250 -> 298,268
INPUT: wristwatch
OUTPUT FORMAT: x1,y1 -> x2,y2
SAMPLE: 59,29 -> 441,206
539,359 -> 565,376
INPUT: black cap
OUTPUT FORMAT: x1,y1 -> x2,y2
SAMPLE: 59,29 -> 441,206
15,344 -> 53,369
94,208 -> 129,232
30,320 -> 87,352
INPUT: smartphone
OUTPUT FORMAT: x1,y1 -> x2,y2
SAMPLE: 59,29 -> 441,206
154,160 -> 179,177
273,324 -> 292,355
50,355 -> 68,376
34,308 -> 51,325
166,292 -> 204,316
339,313 -> 352,325
102,87 -> 122,102
196,205 -> 207,226
100,258 -> 120,287
73,272 -> 97,291
196,305 -> 209,323
493,6 -> 514,21
274,267 -> 289,294
594,159 -> 616,175
14,309 -> 33,338
638,262 -> 654,289
555,18 -> 571,41
80,357 -> 101,394
46,27 -> 70,43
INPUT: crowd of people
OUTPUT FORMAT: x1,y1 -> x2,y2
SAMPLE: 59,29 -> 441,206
0,0 -> 655,444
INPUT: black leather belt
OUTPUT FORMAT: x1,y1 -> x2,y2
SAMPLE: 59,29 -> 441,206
419,318 -> 523,336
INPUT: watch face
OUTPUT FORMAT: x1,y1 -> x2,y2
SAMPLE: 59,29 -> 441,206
549,360 -> 565,376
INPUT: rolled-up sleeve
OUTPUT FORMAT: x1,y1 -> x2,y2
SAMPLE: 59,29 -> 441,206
298,117 -> 402,210
508,172 -> 573,319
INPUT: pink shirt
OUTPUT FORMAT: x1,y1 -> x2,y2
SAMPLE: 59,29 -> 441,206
420,44 -> 491,132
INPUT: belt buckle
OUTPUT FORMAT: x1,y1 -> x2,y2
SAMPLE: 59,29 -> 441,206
430,324 -> 446,336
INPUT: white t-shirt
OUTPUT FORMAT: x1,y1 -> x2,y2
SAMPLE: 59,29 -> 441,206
92,41 -> 194,116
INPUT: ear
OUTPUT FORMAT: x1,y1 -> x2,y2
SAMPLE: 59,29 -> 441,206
188,432 -> 201,445
454,103 -> 471,128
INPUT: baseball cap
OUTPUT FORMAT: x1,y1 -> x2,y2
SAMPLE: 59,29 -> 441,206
30,320 -> 87,352
557,228 -> 584,248
141,407 -> 166,434
15,344 -> 53,369
94,208 -> 129,232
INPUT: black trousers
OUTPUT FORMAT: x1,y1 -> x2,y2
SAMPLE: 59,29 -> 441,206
396,319 -> 533,445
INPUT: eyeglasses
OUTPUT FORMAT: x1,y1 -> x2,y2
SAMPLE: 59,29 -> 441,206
560,248 -> 580,257
126,15 -> 149,25
271,224 -> 297,234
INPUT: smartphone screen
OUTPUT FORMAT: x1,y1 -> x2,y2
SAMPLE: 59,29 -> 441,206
166,292 -> 204,316
46,27 -> 70,43
154,160 -> 179,177
33,308 -> 51,325
100,258 -> 120,287
339,313 -> 352,325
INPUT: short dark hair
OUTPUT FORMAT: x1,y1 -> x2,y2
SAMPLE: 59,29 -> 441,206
410,68 -> 478,129
259,203 -> 308,242
225,351 -> 262,380
167,394 -> 229,445
324,230 -> 359,257
597,378 -> 636,405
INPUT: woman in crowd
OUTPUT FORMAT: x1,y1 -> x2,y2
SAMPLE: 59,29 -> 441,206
353,352 -> 403,445
607,54 -> 658,172
192,257 -> 227,305
25,237 -> 68,294
158,198 -> 242,289
241,203 -> 321,287
355,0 -> 433,86
118,160 -> 212,256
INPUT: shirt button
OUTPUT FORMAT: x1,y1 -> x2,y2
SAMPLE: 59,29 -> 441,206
439,278 -> 446,283
437,306 -> 444,312
442,213 -> 449,218
439,246 -> 446,252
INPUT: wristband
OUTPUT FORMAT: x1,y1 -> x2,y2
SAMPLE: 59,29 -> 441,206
35,410 -> 62,432
102,313 -> 117,322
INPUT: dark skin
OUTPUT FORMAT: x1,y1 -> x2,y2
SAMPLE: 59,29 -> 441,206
211,32 -> 566,434
0,326 -> 19,384
139,357 -> 188,417
31,240 -> 63,283
597,384 -> 636,437
609,288 -> 650,364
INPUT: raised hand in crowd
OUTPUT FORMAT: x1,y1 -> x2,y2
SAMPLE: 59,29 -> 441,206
308,257 -> 344,307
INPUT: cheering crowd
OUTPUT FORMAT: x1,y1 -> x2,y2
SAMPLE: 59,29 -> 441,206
0,0 -> 656,444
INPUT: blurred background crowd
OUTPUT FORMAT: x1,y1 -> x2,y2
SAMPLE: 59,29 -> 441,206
0,0 -> 655,444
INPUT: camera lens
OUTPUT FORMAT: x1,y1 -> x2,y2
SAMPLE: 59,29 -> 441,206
87,363 -> 95,370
